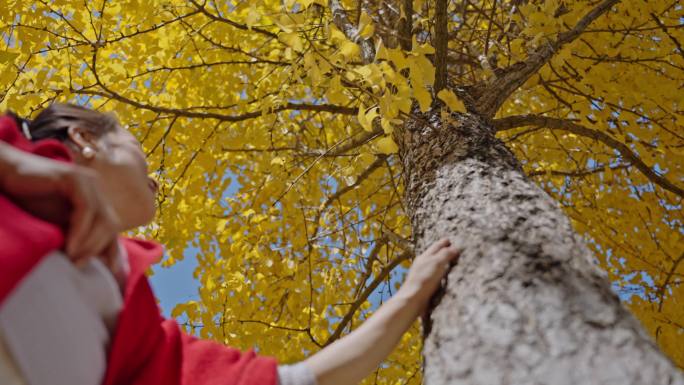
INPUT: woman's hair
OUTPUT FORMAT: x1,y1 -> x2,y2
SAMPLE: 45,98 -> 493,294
8,103 -> 118,142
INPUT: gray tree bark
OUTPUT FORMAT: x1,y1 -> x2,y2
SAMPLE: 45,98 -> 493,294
397,111 -> 684,385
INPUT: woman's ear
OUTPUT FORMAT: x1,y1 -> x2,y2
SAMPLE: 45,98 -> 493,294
67,126 -> 99,159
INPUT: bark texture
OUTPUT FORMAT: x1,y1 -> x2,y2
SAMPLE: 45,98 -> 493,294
397,110 -> 684,385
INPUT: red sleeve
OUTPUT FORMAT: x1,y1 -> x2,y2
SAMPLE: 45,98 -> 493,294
0,114 -> 69,306
0,195 -> 64,305
178,327 -> 278,385
103,238 -> 278,385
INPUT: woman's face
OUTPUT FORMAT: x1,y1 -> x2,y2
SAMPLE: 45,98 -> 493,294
75,124 -> 158,231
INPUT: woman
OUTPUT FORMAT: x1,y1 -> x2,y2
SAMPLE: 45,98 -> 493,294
0,103 -> 460,385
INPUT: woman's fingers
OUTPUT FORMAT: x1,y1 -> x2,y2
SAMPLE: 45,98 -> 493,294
62,167 -> 119,262
433,245 -> 460,262
424,237 -> 451,255
67,201 -> 94,258
63,171 -> 97,259
396,237 -> 464,321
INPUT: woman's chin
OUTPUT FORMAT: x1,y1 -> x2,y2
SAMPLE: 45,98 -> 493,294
120,204 -> 156,231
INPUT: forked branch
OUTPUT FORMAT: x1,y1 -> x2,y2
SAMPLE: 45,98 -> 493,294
473,0 -> 620,117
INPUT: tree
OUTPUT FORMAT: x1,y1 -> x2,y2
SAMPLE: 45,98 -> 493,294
1,0 -> 682,383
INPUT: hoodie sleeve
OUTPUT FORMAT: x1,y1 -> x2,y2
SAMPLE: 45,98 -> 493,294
102,238 -> 278,385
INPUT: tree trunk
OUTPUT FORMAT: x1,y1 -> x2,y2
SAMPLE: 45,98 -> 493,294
397,110 -> 684,385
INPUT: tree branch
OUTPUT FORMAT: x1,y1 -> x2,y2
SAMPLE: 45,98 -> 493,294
650,13 -> 684,61
319,155 -> 386,211
237,319 -> 323,347
527,164 -> 629,177
493,115 -> 684,198
473,0 -> 620,117
433,0 -> 448,94
130,59 -> 289,80
328,0 -> 376,64
306,155 -> 388,245
398,0 -> 413,51
324,250 -> 412,346
657,252 -> 684,311
327,126 -> 384,156
189,0 -> 278,39
74,88 -> 356,122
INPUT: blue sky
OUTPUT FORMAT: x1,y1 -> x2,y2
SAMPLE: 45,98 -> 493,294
150,247 -> 200,316
149,169 -> 239,316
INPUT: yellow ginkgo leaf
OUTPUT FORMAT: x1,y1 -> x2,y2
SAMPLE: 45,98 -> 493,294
358,12 -> 375,39
245,7 -> 260,27
279,32 -> 303,51
0,51 -> 20,65
358,105 -> 379,132
339,40 -> 361,59
414,86 -> 432,112
437,89 -> 466,113
376,136 -> 399,154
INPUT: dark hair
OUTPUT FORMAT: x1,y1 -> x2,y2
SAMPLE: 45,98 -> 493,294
9,102 -> 119,142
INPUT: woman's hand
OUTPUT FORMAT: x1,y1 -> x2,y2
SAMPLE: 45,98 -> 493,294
303,238 -> 460,385
399,237 -> 461,316
0,142 -> 121,264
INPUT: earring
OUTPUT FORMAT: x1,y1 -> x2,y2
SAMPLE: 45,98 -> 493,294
82,147 -> 95,159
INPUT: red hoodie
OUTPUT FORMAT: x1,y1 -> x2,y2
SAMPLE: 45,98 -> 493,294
0,114 -> 277,385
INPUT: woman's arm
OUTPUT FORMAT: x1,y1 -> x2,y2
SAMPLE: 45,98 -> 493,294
0,140 -> 72,226
304,238 -> 460,385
